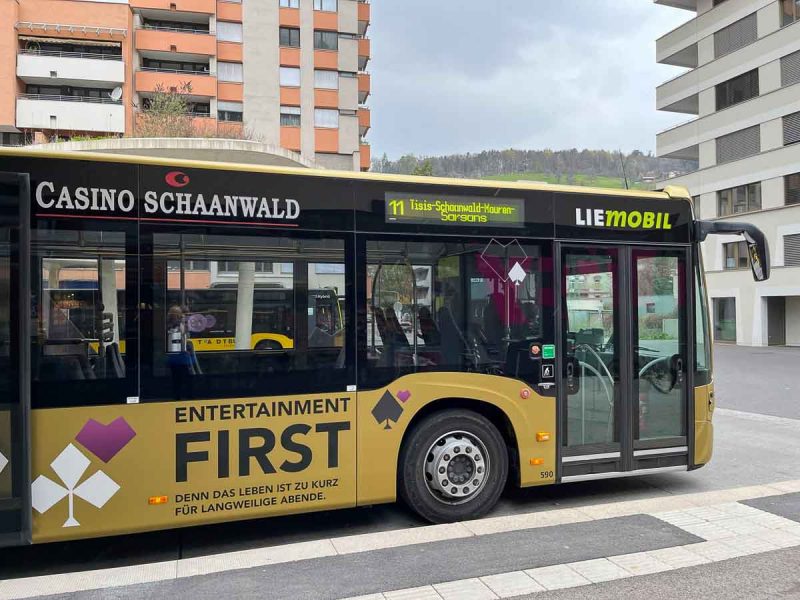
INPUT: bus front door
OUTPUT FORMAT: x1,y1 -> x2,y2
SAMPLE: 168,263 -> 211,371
0,172 -> 31,546
559,245 -> 689,481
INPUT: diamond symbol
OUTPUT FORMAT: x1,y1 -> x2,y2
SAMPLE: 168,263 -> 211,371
0,450 -> 7,476
31,443 -> 120,528
509,261 -> 527,285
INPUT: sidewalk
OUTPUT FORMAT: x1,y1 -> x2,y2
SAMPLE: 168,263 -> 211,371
4,479 -> 800,600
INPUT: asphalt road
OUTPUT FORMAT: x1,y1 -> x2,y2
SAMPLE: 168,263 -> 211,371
1,343 -> 799,599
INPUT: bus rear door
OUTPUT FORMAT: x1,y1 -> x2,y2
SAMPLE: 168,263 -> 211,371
559,244 -> 690,480
0,172 -> 31,546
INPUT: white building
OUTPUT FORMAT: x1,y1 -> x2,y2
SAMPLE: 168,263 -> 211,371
653,0 -> 800,346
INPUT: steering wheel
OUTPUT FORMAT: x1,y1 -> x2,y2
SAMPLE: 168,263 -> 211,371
638,355 -> 677,394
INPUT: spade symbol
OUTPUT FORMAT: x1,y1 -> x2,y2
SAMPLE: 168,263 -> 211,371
372,391 -> 404,430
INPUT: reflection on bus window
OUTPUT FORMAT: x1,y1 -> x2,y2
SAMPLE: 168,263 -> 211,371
31,230 -> 126,382
147,233 -> 346,401
364,239 -> 549,384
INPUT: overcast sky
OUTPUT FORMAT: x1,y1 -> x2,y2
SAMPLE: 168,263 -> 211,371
369,1 -> 691,159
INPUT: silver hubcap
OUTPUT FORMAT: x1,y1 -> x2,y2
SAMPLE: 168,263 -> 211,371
423,430 -> 490,505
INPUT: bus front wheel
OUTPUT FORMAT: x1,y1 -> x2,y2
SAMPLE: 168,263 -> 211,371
399,409 -> 508,523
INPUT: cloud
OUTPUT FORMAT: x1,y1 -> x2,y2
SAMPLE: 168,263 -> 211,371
369,1 -> 691,158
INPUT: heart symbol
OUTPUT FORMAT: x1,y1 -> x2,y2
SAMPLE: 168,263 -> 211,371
75,417 -> 136,463
397,390 -> 411,403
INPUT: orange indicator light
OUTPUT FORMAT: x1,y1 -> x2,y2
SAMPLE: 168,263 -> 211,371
536,432 -> 551,442
148,496 -> 169,505
530,458 -> 545,466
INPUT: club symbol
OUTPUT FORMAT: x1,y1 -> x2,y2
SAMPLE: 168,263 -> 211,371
32,443 -> 120,528
0,450 -> 7,476
372,391 -> 404,430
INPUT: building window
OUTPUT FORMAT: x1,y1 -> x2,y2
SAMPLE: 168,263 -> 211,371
279,66 -> 301,87
715,69 -> 759,111
280,0 -> 299,7
217,62 -> 243,83
280,105 -> 301,127
787,173 -> 800,205
142,19 -> 209,34
716,125 -> 760,164
717,183 -> 761,216
723,241 -> 749,270
142,58 -> 210,74
217,22 -> 243,43
713,298 -> 736,342
280,27 -> 301,47
314,108 -> 338,128
782,0 -> 800,26
219,261 -> 274,273
782,50 -> 800,87
314,69 -> 338,89
785,233 -> 800,266
314,0 -> 337,10
218,101 -> 243,122
714,13 -> 757,59
314,30 -> 338,51
784,111 -> 800,145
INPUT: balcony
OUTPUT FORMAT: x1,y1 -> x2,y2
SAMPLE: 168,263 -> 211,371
654,0 -> 697,10
17,50 -> 124,86
357,1 -> 370,36
16,94 -> 125,133
358,72 -> 370,103
130,0 -> 215,14
135,69 -> 217,97
657,21 -> 800,113
136,27 -> 216,56
358,107 -> 370,136
358,37 -> 370,71
360,143 -> 370,171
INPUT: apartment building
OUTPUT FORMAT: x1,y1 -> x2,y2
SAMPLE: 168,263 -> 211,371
0,0 -> 371,170
653,0 -> 800,346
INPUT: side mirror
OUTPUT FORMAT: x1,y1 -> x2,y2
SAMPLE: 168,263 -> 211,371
696,220 -> 770,282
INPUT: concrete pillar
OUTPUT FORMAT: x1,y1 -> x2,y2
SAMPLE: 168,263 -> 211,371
759,60 -> 783,95
698,88 -> 716,117
234,262 -> 255,350
757,2 -> 781,38
760,118 -> 783,152
100,259 -> 120,344
699,139 -> 717,169
697,36 -> 715,66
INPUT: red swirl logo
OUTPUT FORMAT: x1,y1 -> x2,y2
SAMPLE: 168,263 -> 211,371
165,171 -> 190,188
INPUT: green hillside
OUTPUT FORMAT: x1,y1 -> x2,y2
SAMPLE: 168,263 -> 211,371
482,172 -> 647,190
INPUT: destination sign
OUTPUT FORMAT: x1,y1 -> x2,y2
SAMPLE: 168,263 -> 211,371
385,193 -> 525,227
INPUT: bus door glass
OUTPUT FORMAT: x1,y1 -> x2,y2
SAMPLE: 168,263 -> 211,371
562,247 -> 621,456
0,172 -> 30,546
632,248 -> 688,451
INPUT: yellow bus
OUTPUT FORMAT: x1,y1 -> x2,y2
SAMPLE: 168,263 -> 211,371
0,149 -> 769,545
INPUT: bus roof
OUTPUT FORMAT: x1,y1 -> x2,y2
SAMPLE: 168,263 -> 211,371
0,146 -> 686,202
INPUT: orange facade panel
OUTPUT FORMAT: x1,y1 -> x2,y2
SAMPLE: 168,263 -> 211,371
190,116 -> 244,138
217,82 -> 243,102
360,144 -> 371,171
217,42 -> 243,62
314,11 -> 338,30
217,1 -> 242,22
136,29 -> 216,56
19,0 -> 129,28
314,89 -> 338,108
357,1 -> 370,23
314,50 -> 338,70
280,87 -> 301,106
136,70 -> 217,97
281,127 -> 301,152
358,72 -> 371,94
358,37 -> 371,58
279,7 -> 300,27
280,47 -> 301,67
130,0 -> 215,13
315,128 -> 339,153
358,107 -> 370,130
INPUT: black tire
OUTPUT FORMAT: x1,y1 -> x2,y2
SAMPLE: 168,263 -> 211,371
398,409 -> 508,523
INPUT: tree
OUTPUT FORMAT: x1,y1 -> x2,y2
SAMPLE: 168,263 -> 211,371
412,159 -> 434,177
135,83 -> 195,138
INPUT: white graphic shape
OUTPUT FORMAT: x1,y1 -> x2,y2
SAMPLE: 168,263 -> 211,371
508,261 -> 527,285
0,450 -> 7,476
31,443 -> 120,528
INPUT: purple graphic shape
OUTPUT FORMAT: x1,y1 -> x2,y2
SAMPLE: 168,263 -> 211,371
397,390 -> 411,403
75,417 -> 136,463
204,314 -> 217,329
187,313 -> 207,333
